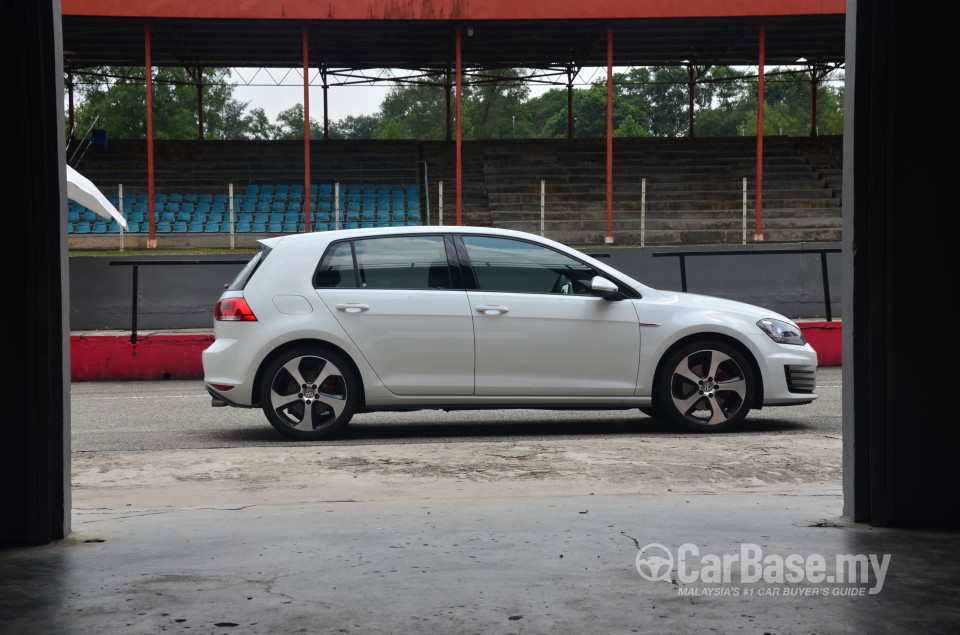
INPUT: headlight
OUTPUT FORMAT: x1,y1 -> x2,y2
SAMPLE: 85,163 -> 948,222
757,318 -> 807,346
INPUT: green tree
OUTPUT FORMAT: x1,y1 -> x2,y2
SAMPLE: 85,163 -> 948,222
328,114 -> 381,139
69,66 -> 271,140
271,103 -> 324,140
463,70 -> 530,139
374,81 -> 448,140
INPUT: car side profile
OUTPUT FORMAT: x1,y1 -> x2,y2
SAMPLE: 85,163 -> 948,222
202,226 -> 817,439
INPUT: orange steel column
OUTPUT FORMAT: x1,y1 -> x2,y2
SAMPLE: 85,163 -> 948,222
302,25 -> 312,232
455,26 -> 463,226
605,24 -> 614,244
754,22 -> 766,242
145,23 -> 156,248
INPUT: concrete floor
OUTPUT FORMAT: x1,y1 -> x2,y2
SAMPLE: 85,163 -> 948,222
2,491 -> 958,634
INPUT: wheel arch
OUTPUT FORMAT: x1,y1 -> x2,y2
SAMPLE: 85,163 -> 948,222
252,338 -> 366,409
651,332 -> 764,410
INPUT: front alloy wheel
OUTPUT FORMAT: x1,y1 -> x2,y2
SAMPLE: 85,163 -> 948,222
657,341 -> 755,432
260,347 -> 358,440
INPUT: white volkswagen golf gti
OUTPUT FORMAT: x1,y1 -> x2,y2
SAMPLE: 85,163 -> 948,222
202,226 -> 817,439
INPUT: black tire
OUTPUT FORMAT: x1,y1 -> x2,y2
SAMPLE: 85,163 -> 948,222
639,406 -> 660,418
655,340 -> 755,433
259,347 -> 359,440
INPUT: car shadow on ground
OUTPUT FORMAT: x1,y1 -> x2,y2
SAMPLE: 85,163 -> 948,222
220,411 -> 811,446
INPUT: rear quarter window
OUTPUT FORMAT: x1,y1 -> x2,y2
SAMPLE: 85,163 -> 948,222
227,246 -> 270,291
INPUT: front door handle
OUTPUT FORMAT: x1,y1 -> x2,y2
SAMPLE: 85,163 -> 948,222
335,303 -> 370,313
475,305 -> 509,315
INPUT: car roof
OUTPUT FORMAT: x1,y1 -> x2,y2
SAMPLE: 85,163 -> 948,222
260,225 -> 569,250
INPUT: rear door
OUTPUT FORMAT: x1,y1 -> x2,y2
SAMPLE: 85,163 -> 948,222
316,234 -> 475,395
459,234 -> 641,396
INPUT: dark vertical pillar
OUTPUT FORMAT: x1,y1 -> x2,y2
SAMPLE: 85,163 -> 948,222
1,0 -> 70,546
567,66 -> 574,139
843,0 -> 960,528
322,66 -> 329,141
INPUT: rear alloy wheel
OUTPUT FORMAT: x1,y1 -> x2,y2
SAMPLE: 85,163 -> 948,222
260,347 -> 359,440
657,341 -> 755,432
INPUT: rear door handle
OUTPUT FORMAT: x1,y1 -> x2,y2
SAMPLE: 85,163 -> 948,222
335,303 -> 370,313
474,305 -> 509,315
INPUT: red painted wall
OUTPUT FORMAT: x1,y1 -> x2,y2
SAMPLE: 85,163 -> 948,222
70,323 -> 840,382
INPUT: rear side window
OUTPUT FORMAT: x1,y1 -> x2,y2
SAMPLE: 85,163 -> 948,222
227,246 -> 270,291
315,235 -> 452,290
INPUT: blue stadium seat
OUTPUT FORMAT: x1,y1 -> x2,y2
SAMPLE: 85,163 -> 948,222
237,221 -> 251,232
282,221 -> 298,233
173,221 -> 187,232
268,222 -> 282,233
157,222 -> 172,233
205,222 -> 220,233
75,221 -> 90,234
188,221 -> 204,232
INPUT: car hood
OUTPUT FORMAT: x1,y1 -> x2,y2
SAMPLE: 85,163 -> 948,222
645,289 -> 799,325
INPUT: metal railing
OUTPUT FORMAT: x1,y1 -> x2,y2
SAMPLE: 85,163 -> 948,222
109,259 -> 247,343
652,247 -> 841,321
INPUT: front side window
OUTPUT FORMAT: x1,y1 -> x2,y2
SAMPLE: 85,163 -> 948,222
462,235 -> 596,294
316,235 -> 451,290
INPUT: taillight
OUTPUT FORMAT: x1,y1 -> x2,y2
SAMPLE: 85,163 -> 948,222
215,297 -> 258,321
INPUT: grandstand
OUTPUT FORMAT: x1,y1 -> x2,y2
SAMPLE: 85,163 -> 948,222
61,2 -> 845,249
67,135 -> 841,248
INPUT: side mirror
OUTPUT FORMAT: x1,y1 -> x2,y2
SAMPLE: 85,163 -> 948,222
590,276 -> 621,300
